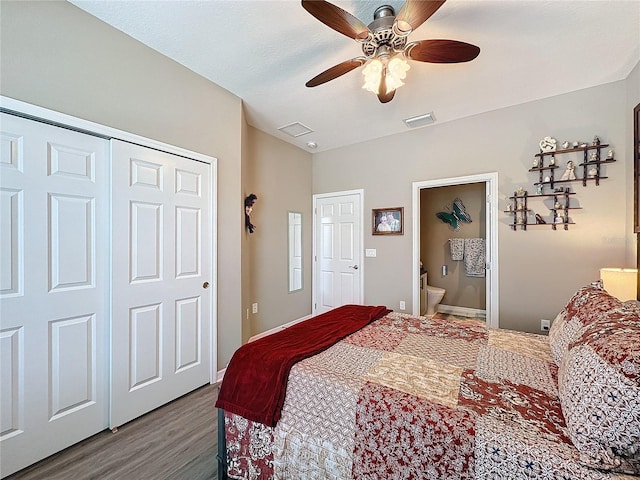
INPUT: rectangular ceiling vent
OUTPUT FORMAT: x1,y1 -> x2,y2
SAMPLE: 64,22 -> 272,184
278,122 -> 314,137
403,112 -> 436,129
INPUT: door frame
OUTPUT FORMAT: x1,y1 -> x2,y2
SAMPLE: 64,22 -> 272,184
412,173 -> 499,328
312,189 -> 364,315
0,95 -> 219,383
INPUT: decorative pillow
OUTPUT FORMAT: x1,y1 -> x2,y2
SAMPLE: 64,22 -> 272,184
558,304 -> 640,473
548,285 -> 622,366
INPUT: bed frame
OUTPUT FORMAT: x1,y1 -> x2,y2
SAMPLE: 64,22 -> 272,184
217,408 -> 227,480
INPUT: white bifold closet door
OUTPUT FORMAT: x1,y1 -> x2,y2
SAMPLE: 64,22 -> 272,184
110,140 -> 211,428
0,113 -> 109,477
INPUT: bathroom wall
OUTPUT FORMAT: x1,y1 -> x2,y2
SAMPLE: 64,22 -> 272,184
420,183 -> 486,311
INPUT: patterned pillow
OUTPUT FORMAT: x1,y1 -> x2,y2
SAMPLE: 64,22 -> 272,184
548,285 -> 622,366
558,304 -> 640,473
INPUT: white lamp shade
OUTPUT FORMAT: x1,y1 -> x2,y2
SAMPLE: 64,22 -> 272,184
600,268 -> 638,301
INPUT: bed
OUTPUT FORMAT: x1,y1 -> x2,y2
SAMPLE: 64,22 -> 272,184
216,286 -> 640,479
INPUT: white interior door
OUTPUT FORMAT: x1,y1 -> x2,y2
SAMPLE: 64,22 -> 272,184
110,139 -> 211,428
0,113 -> 109,477
313,191 -> 363,314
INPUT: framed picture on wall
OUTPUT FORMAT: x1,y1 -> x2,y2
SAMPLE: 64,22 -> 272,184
372,207 -> 404,235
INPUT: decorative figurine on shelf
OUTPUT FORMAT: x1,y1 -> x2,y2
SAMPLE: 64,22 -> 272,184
562,141 -> 570,149
535,213 -> 546,224
579,142 -> 588,148
607,149 -> 614,159
536,184 -> 543,195
549,156 -> 556,166
505,197 -> 512,212
517,186 -> 525,196
244,193 -> 258,233
589,152 -> 598,162
544,176 -> 551,183
573,141 -> 580,148
588,167 -> 598,178
555,216 -> 564,224
560,160 -> 576,181
592,135 -> 600,146
539,136 -> 557,152
532,158 -> 539,167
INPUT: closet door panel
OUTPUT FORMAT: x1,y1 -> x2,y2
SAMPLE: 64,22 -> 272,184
110,139 -> 211,428
0,113 -> 108,478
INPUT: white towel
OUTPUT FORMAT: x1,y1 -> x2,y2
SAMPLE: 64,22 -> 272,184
463,238 -> 485,277
449,238 -> 464,261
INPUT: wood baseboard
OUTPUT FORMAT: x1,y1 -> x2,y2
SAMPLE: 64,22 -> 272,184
248,314 -> 312,343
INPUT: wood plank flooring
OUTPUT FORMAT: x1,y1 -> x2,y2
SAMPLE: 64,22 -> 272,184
6,384 -> 219,480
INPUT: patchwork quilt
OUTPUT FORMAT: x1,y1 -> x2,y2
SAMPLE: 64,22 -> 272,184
223,312 -> 633,479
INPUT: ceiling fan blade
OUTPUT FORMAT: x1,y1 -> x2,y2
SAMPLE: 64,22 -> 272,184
305,58 -> 366,87
406,39 -> 480,63
395,0 -> 446,34
376,72 -> 395,103
301,0 -> 371,40
377,89 -> 395,104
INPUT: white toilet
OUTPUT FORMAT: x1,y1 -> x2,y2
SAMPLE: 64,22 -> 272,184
420,272 -> 446,316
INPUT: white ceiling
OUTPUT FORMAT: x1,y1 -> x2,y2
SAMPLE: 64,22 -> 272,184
70,0 -> 640,153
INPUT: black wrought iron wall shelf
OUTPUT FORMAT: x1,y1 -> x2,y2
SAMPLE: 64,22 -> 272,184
506,190 -> 581,231
531,143 -> 616,189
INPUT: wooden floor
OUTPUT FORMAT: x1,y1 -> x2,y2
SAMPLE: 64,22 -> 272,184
7,384 -> 219,480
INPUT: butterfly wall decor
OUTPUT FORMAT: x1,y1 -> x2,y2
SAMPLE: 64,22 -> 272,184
436,197 -> 472,230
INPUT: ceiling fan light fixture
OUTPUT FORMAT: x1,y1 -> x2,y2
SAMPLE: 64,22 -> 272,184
362,55 -> 410,95
362,58 -> 383,93
385,56 -> 410,93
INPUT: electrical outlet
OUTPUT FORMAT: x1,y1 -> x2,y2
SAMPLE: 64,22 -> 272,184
365,249 -> 377,257
252,303 -> 258,314
399,301 -> 406,310
540,319 -> 550,332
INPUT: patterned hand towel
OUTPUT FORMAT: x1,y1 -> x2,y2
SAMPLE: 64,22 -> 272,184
463,238 -> 485,277
449,238 -> 464,261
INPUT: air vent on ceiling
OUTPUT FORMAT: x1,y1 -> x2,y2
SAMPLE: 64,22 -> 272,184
403,112 -> 436,129
278,122 -> 314,137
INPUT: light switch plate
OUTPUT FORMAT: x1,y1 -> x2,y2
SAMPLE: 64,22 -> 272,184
365,249 -> 377,257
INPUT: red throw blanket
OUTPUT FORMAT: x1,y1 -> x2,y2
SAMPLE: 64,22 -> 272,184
215,304 -> 391,427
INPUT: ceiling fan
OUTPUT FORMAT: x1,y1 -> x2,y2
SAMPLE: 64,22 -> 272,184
302,0 -> 480,103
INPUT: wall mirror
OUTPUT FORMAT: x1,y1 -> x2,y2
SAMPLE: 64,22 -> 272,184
288,212 -> 303,292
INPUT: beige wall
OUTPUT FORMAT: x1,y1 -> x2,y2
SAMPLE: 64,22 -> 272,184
626,61 -> 640,267
314,80 -> 633,334
420,183 -> 486,310
246,127 -> 313,335
0,0 -> 245,367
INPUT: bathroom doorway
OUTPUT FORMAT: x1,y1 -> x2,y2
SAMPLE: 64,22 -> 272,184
412,173 -> 499,328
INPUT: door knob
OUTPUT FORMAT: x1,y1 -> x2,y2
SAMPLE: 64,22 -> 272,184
349,265 -> 358,270
203,281 -> 210,289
